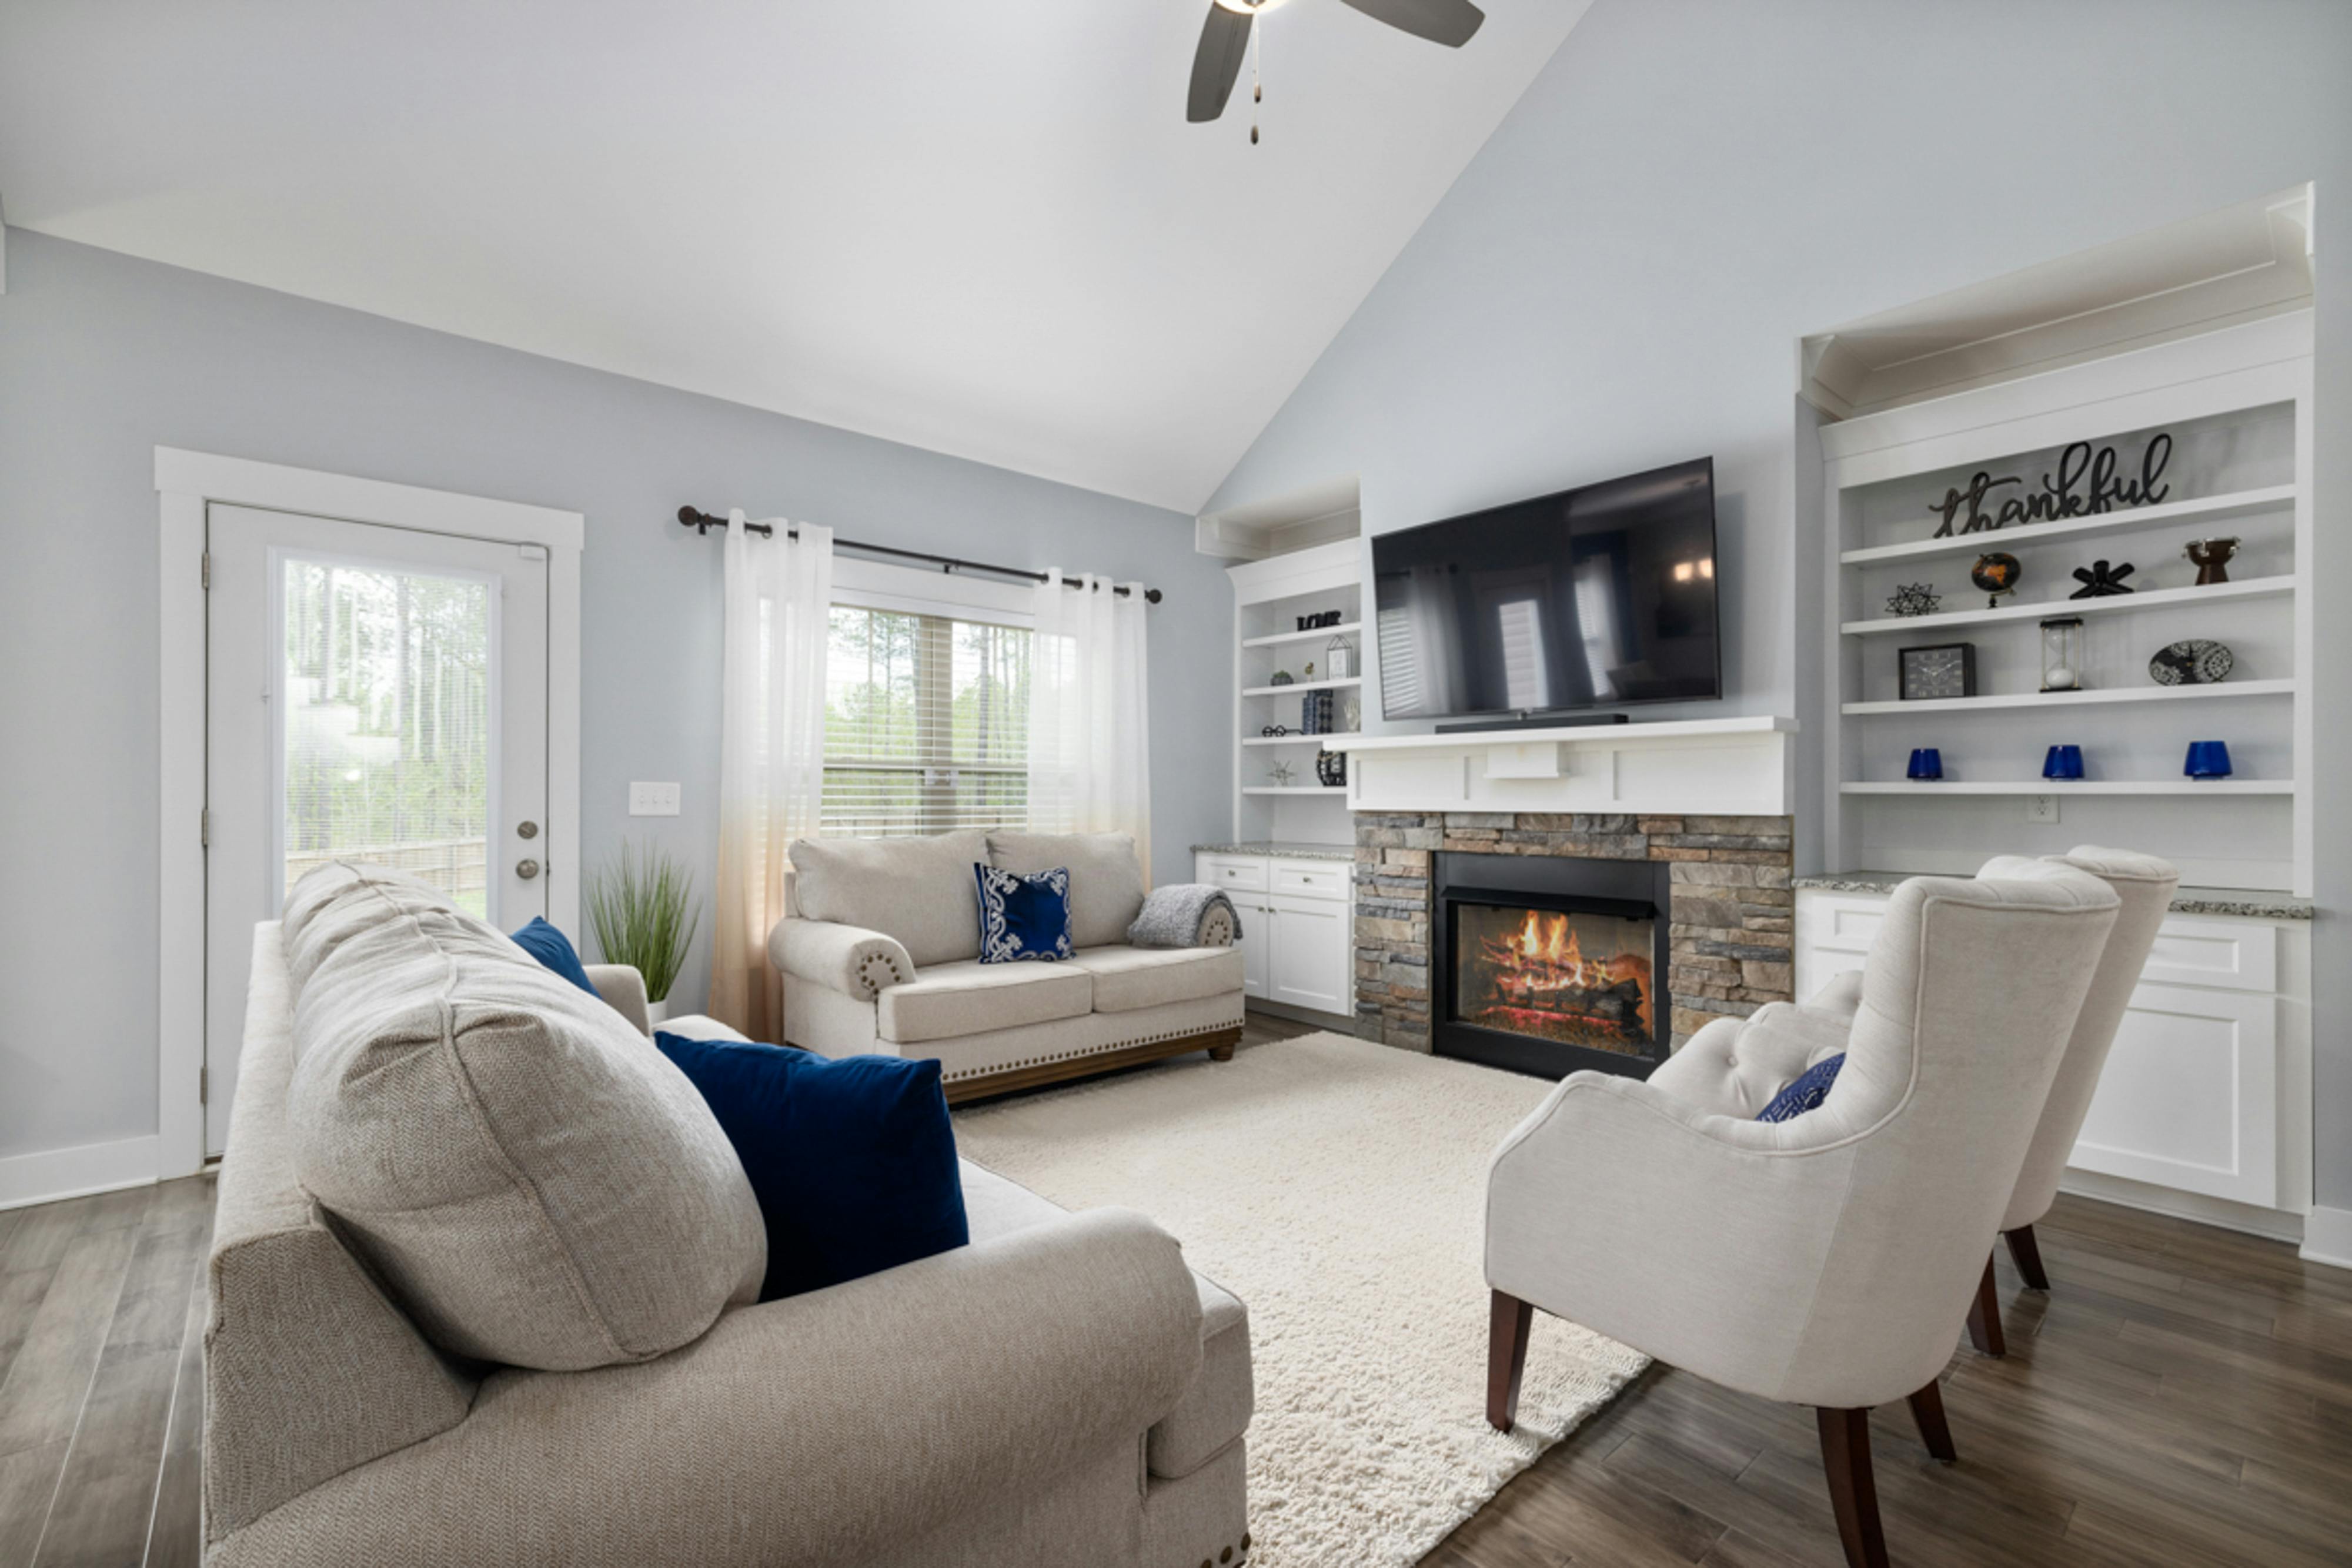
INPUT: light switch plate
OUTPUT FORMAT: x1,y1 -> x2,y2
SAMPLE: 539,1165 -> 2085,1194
2025,794 -> 2060,824
629,781 -> 681,817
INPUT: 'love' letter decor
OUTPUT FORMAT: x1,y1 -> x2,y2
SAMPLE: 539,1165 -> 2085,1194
1926,433 -> 2172,539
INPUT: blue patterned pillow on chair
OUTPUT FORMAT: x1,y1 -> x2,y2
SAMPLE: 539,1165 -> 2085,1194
1755,1052 -> 1846,1123
973,864 -> 1074,963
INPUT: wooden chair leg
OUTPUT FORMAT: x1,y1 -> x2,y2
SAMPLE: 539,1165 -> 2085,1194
1816,1407 -> 1892,1568
2005,1223 -> 2051,1291
1906,1378 -> 1958,1463
1965,1252 -> 2007,1358
1486,1290 -> 1534,1432
1207,1042 -> 1237,1062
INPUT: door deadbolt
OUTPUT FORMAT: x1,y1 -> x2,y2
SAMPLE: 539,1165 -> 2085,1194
517,820 -> 539,840
516,858 -> 541,880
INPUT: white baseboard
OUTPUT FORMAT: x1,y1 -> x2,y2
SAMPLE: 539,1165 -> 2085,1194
0,1135 -> 161,1212
2056,1169 -> 2304,1244
2300,1204 -> 2352,1271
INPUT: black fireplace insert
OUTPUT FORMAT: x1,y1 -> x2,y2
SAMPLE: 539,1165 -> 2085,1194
1433,850 -> 1672,1081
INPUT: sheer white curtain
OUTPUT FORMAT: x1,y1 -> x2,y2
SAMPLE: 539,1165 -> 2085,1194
1026,570 -> 1151,882
710,510 -> 833,1038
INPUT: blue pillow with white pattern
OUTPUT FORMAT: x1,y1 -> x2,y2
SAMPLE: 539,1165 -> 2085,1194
974,863 -> 1074,964
1756,1052 -> 1846,1123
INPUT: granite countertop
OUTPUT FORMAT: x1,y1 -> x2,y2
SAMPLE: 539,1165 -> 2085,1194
1793,870 -> 2313,921
1190,840 -> 1357,862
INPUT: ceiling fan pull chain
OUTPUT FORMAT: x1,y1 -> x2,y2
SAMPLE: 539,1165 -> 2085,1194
1251,13 -> 1262,145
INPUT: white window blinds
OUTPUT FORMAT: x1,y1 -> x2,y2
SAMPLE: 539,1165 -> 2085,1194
822,603 -> 1031,837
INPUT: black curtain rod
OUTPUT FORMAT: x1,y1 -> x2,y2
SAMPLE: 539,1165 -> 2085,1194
676,507 -> 1163,603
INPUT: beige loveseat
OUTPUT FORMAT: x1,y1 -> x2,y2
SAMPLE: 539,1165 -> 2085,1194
771,828 -> 1246,1102
205,863 -> 1254,1567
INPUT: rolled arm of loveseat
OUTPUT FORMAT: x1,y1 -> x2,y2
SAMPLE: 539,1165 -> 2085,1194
208,1208 -> 1206,1568
769,915 -> 917,1000
583,964 -> 650,1034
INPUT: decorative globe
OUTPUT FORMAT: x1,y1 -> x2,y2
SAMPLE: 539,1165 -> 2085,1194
1970,552 -> 2022,598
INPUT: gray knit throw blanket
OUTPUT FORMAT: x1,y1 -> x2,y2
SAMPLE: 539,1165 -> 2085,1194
1126,883 -> 1243,948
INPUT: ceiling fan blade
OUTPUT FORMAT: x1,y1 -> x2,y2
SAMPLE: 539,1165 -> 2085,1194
1187,2 -> 1254,123
1335,0 -> 1485,47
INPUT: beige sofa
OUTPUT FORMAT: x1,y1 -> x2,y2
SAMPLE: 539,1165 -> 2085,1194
771,828 -> 1246,1102
205,865 -> 1254,1567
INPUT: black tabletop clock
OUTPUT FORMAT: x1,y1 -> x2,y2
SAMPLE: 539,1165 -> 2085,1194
1899,643 -> 1976,701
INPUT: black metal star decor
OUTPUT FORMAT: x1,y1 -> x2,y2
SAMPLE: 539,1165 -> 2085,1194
1885,583 -> 1941,617
2069,560 -> 2136,599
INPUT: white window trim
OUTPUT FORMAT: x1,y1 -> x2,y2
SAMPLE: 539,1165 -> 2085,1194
156,447 -> 583,1181
829,556 -> 1037,627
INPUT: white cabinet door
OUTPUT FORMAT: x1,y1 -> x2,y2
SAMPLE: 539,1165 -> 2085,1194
1238,898 -> 1271,999
1268,893 -> 1349,1012
1793,892 -> 1885,999
2070,982 -> 2278,1208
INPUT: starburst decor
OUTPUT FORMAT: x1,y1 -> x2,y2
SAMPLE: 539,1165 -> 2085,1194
1885,583 -> 1940,617
1269,760 -> 1297,787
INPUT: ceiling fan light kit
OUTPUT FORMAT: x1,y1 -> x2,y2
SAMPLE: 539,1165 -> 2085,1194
1187,0 -> 1486,142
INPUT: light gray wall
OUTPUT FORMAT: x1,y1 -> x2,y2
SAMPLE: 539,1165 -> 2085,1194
0,228 -> 1228,1164
1205,0 -> 2352,1206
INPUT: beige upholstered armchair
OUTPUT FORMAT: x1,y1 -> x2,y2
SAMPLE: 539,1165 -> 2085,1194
1484,867 -> 2121,1568
1768,847 -> 2180,1355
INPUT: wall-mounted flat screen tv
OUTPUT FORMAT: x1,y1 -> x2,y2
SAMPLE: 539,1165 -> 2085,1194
1372,457 -> 1720,721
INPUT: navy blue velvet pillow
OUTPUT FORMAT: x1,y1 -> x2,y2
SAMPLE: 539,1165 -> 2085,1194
510,916 -> 598,996
1756,1052 -> 1846,1124
974,863 -> 1074,963
653,1034 -> 970,1302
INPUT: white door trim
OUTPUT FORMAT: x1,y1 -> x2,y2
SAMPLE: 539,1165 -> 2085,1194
156,447 -> 584,1180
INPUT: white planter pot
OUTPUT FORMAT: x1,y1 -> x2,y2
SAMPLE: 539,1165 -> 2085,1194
644,997 -> 671,1028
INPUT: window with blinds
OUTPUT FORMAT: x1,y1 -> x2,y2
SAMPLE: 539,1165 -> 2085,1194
823,603 -> 1031,837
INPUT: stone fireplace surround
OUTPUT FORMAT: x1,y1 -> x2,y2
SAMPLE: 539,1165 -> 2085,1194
1353,813 -> 1798,1056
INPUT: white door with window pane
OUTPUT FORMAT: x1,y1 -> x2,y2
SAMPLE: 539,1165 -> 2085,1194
203,505 -> 549,1154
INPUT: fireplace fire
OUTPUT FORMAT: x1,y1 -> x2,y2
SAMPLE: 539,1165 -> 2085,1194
1457,905 -> 1656,1054
1432,850 -> 1673,1081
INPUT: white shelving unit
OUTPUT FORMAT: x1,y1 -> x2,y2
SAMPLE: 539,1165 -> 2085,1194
1225,539 -> 1364,845
1799,187 -> 2320,1237
1812,255 -> 2316,896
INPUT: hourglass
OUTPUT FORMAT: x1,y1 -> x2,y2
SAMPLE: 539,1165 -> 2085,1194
2039,616 -> 2084,693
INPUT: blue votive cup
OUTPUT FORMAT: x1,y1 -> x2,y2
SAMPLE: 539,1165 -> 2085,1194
2184,741 -> 2233,779
1907,748 -> 1943,781
2042,744 -> 2085,781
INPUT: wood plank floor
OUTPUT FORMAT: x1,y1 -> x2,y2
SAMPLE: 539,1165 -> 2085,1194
2,1021 -> 2345,1566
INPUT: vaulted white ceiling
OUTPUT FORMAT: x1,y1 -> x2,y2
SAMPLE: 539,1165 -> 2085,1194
0,1 -> 1591,510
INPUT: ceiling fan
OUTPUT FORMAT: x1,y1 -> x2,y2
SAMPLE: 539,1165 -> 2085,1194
1187,0 -> 1486,139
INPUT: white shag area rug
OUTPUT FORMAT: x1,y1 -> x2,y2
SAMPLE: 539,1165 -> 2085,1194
952,1031 -> 1649,1568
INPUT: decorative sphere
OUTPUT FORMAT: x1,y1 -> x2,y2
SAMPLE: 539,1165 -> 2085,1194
2044,666 -> 2078,691
1970,552 -> 2022,595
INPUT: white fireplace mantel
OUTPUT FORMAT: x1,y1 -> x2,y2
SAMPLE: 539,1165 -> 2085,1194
1332,716 -> 1797,818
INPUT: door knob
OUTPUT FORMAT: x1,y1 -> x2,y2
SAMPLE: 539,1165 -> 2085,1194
517,820 -> 539,840
516,858 -> 541,880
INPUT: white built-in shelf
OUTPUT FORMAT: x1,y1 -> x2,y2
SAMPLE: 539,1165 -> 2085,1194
1242,732 -> 1361,747
1242,676 -> 1363,697
1841,780 -> 2291,797
1242,785 -> 1349,797
1842,576 -> 2291,637
1842,678 -> 2294,716
1241,620 -> 1362,649
1839,484 -> 2297,567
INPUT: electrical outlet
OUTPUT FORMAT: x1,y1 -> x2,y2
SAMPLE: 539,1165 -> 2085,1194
629,781 -> 681,817
2025,794 -> 2060,825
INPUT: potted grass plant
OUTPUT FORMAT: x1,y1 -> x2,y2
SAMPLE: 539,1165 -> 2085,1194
586,842 -> 701,1027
